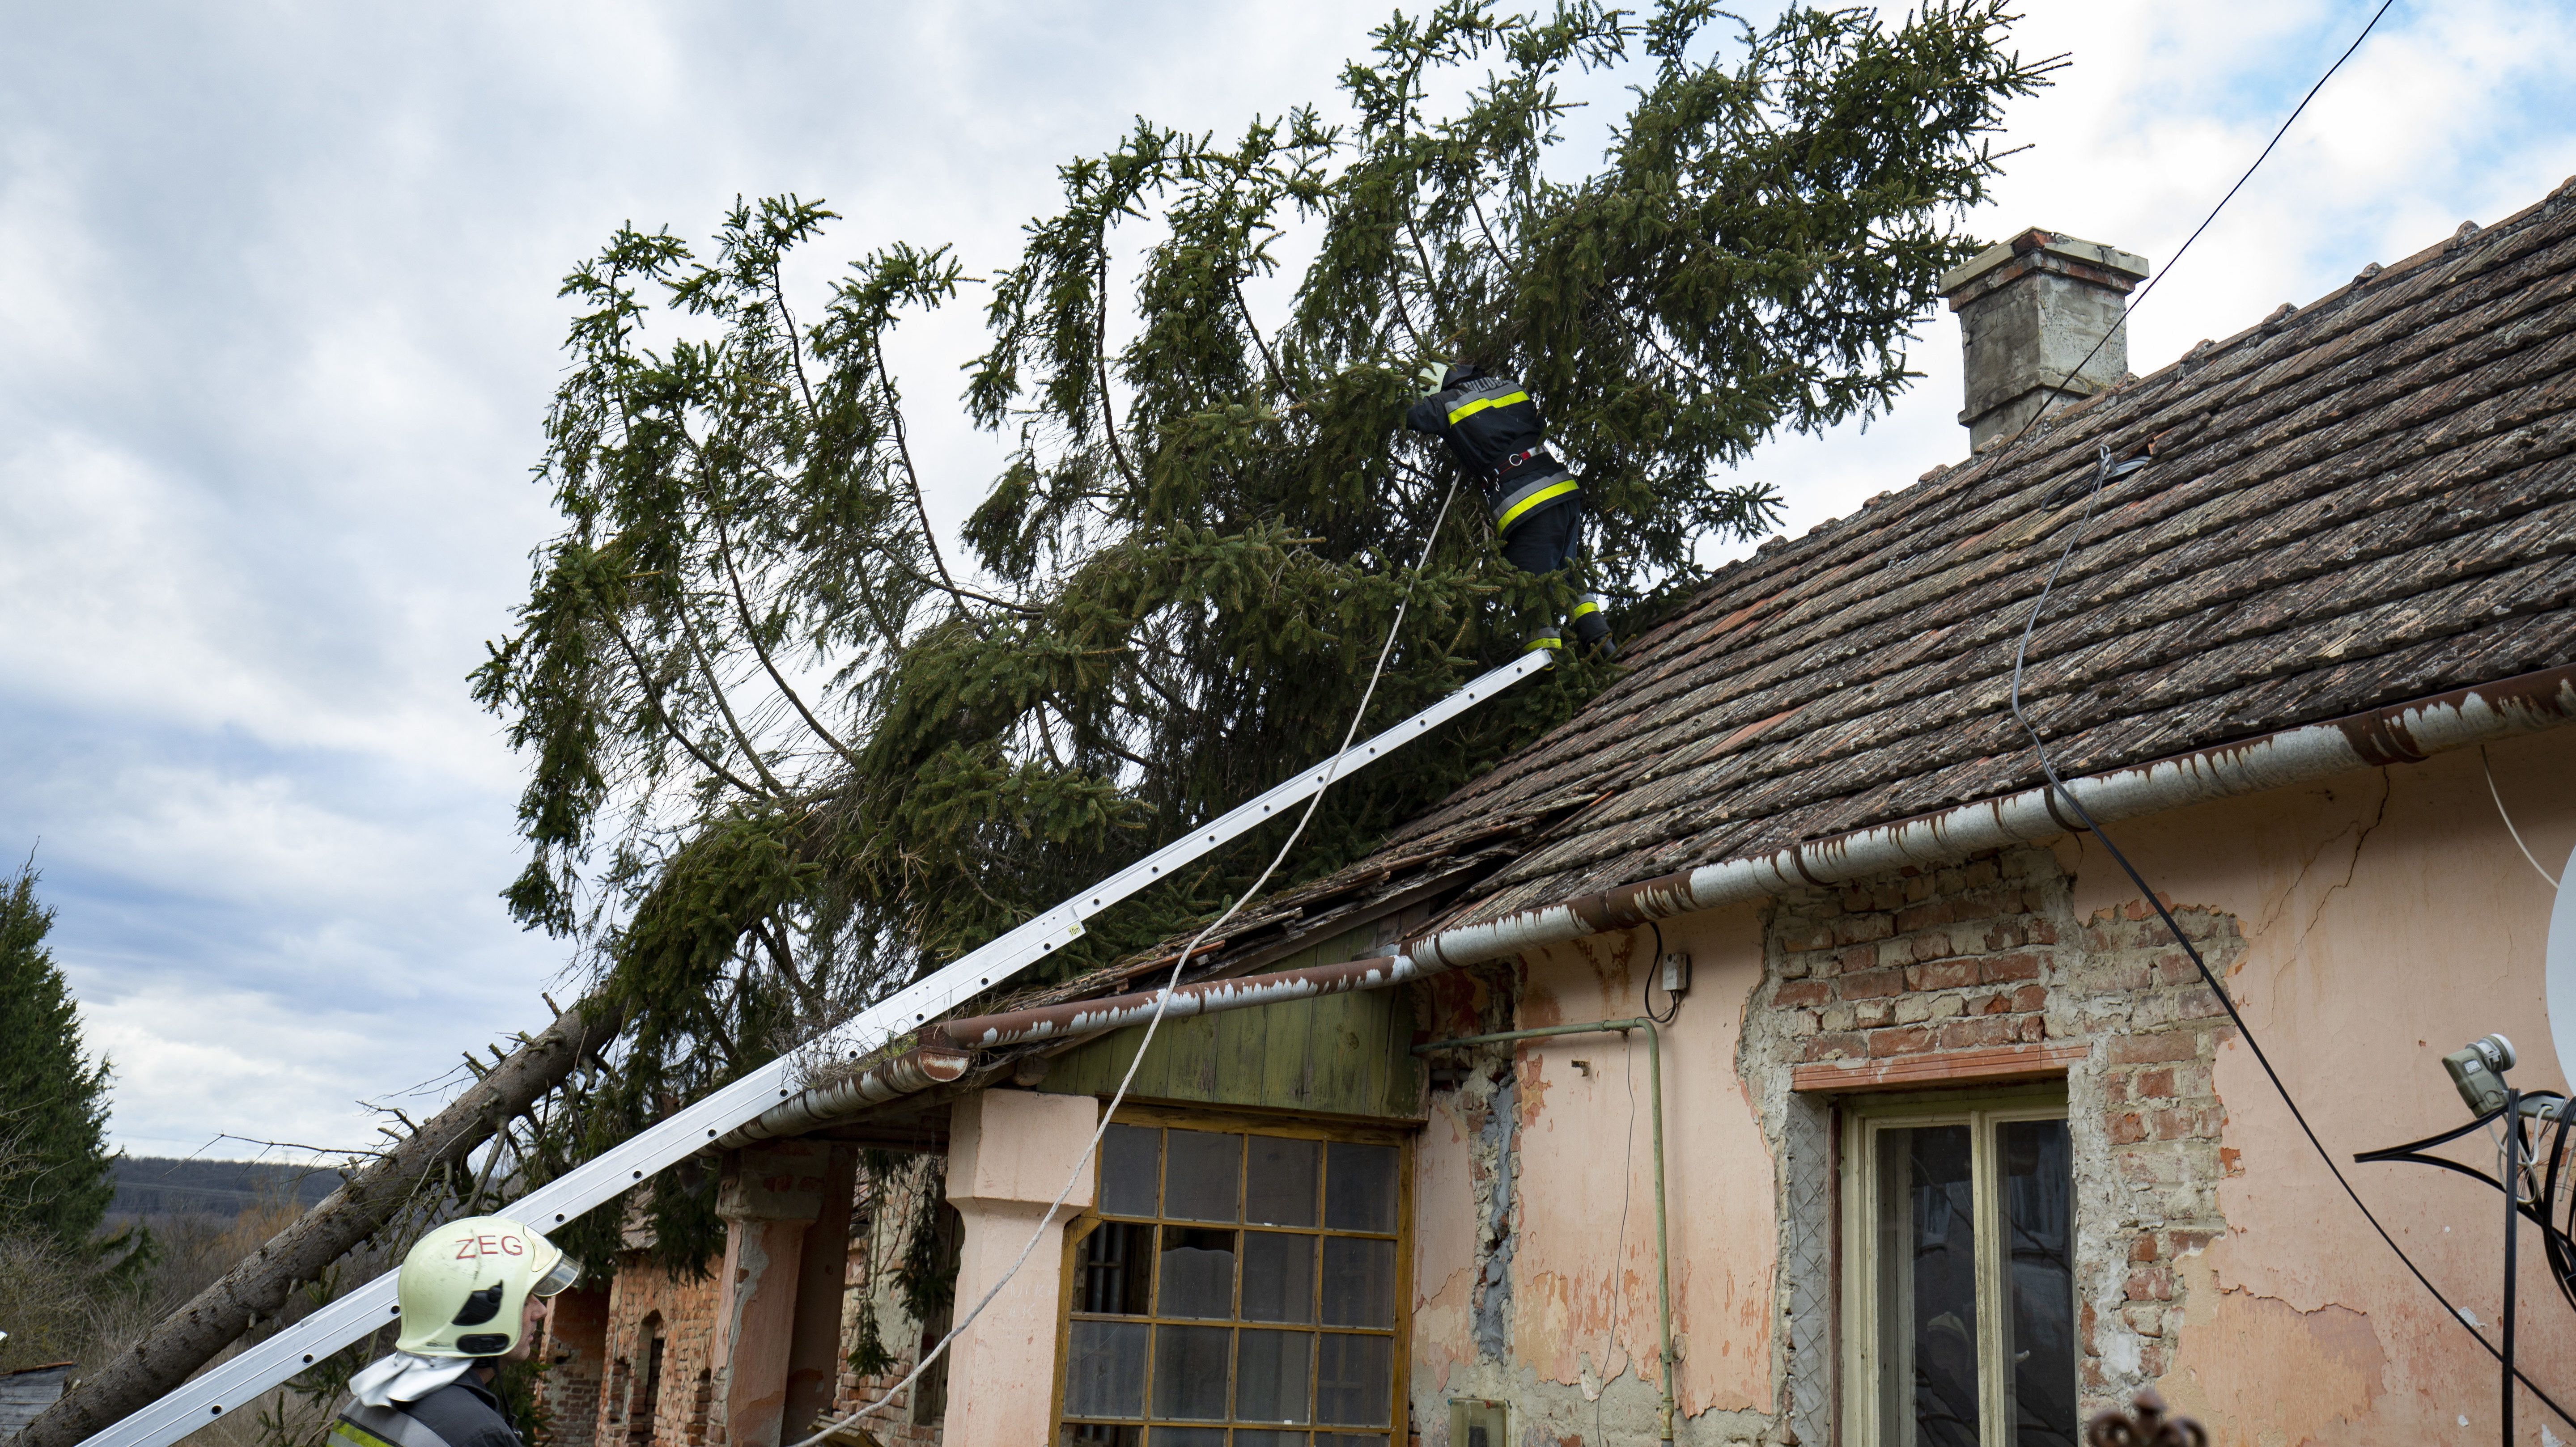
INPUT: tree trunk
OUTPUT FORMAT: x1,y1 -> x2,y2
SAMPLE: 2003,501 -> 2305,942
20,998 -> 626,1447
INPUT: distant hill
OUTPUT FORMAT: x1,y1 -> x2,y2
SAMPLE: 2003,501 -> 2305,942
109,1156 -> 344,1223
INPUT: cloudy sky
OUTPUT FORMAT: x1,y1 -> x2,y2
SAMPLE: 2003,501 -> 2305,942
5,0 -> 2572,1162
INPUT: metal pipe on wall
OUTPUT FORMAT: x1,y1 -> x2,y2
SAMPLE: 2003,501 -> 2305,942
1414,1020 -> 1675,1447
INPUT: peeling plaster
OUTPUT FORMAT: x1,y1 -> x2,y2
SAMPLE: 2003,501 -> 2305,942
2159,1251 -> 2388,1444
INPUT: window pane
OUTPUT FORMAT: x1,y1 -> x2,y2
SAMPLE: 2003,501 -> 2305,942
1242,1232 -> 1317,1324
1238,1434 -> 1309,1447
2001,1119 -> 2077,1447
1151,1430 -> 1227,1447
1875,1125 -> 1979,1447
1158,1228 -> 1239,1320
1248,1137 -> 1321,1227
1313,1334 -> 1391,1427
1065,1320 -> 1149,1419
1316,1437 -> 1386,1447
1235,1329 -> 1314,1424
1318,1238 -> 1395,1328
1322,1143 -> 1398,1233
1102,1125 -> 1162,1218
1081,1222 -> 1156,1316
1066,1425 -> 1141,1447
1151,1326 -> 1233,1421
1167,1131 -> 1245,1223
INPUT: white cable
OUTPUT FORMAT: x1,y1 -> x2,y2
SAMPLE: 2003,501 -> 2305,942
2481,744 -> 2562,890
794,478 -> 1464,1447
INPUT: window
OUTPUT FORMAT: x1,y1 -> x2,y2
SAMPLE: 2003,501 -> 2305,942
1841,1091 -> 2075,1447
1059,1113 -> 1408,1447
626,1318 -> 665,1447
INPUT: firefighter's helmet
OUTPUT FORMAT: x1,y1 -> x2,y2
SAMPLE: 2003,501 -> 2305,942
393,1216 -> 581,1358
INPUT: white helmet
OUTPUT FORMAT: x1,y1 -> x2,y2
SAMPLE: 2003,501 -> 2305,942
394,1216 -> 582,1358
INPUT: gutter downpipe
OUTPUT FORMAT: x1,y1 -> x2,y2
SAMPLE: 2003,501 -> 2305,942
1414,1020 -> 1674,1447
739,664 -> 2576,1126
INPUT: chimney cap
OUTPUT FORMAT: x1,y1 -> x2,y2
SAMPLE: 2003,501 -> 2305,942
1939,228 -> 2150,300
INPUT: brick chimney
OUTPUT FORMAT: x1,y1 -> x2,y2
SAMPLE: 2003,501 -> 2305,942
1938,229 -> 2151,449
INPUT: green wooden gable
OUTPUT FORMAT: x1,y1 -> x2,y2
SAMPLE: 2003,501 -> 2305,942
1036,929 -> 1422,1120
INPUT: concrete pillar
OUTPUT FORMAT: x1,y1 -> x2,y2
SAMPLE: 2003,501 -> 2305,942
942,1089 -> 1102,1447
1938,229 -> 2150,449
713,1141 -> 835,1447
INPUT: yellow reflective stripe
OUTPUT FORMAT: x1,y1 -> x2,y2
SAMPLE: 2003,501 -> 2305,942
1445,389 -> 1530,426
1494,478 -> 1578,532
1523,635 -> 1563,652
1570,598 -> 1601,618
333,1421 -> 399,1447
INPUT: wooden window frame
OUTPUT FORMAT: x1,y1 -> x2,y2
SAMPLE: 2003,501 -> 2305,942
1050,1103 -> 1414,1447
1837,1084 -> 2070,1447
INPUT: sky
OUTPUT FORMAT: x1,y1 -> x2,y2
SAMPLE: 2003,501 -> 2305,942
4,0 -> 2573,1163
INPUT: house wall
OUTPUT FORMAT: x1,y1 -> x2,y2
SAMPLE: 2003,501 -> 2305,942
583,1156 -> 961,1447
2062,731 -> 2573,1444
538,1283 -> 612,1447
1406,731 -> 2576,1447
594,1256 -> 723,1447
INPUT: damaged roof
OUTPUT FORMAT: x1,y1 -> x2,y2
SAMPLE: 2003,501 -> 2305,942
1012,179 -> 2576,1008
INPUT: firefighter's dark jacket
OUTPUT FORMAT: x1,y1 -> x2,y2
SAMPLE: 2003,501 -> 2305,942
333,1378 -> 522,1447
1405,370 -> 1579,534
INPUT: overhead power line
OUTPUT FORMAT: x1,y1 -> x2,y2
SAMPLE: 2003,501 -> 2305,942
1996,4 -> 2575,1433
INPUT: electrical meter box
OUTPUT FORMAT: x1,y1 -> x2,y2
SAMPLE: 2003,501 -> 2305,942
1449,1397 -> 1508,1447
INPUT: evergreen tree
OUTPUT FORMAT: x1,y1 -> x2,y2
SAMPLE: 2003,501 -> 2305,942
0,859 -> 118,1250
472,0 -> 2055,1260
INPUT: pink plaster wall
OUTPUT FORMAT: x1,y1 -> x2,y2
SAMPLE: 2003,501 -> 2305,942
1407,729 -> 2576,1443
1412,1087 -> 1479,1404
2056,734 -> 2575,1443
1494,904 -> 1777,1417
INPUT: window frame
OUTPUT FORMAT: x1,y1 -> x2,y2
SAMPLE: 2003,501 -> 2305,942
1050,1103 -> 1414,1447
1837,1084 -> 2072,1447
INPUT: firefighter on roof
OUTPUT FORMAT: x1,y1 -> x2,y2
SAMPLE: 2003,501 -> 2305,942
331,1217 -> 581,1447
1406,361 -> 1612,656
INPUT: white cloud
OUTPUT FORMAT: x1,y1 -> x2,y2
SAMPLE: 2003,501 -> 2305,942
1710,0 -> 2576,559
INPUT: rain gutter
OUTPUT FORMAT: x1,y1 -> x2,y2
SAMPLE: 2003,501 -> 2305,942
730,661 -> 2576,1132
710,1046 -> 972,1151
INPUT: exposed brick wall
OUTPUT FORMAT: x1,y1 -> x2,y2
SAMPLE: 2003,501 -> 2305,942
595,1256 -> 721,1447
536,1284 -> 611,1447
1770,853 -> 2060,1061
577,1158 -> 952,1447
1747,846 -> 2243,1423
829,1158 -> 944,1447
2073,904 -> 2239,1399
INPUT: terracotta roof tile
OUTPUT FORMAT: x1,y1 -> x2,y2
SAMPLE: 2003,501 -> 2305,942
1216,183 -> 2576,951
1036,183 -> 2576,1001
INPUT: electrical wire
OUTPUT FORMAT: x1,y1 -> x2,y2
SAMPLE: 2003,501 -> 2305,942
2481,744 -> 2563,890
2007,444 -> 2575,1432
1988,0 -> 2397,465
1982,4 -> 2570,1425
1642,918 -> 1679,1025
787,475 -> 1466,1447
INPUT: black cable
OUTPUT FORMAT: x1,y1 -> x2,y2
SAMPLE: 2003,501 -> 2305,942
1643,918 -> 1679,1024
2007,446 -> 2575,1430
2506,1088 -> 2523,1447
1988,0 -> 2398,464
